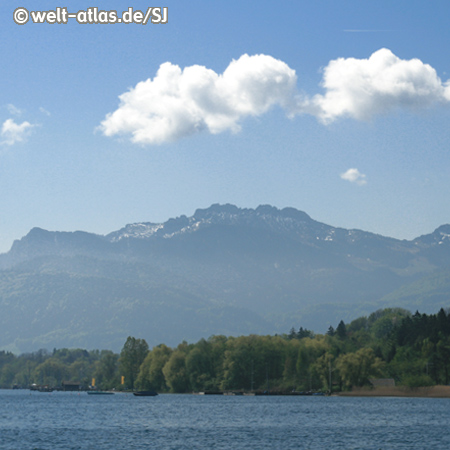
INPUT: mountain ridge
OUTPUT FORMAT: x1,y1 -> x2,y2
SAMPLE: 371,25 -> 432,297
9,203 -> 449,257
0,203 -> 449,353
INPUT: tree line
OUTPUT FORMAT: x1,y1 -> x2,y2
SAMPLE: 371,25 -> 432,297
1,307 -> 450,392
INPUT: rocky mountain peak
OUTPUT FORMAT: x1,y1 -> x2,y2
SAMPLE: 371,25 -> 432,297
413,224 -> 450,247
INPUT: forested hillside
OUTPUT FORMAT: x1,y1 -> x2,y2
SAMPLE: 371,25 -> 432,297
2,308 -> 450,392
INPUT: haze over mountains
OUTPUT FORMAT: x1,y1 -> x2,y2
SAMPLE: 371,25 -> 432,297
1,204 -> 449,354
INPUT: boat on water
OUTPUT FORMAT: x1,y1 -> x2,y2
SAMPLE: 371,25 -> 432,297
133,391 -> 158,397
30,385 -> 54,393
87,391 -> 114,395
38,386 -> 54,393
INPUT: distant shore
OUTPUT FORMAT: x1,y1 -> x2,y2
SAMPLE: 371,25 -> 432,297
334,385 -> 450,398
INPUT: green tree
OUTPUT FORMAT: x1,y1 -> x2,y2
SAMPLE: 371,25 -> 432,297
295,336 -> 330,390
185,339 -> 219,391
221,336 -> 253,391
207,335 -> 227,385
288,327 -> 297,340
436,338 -> 450,384
297,327 -> 314,339
68,360 -> 91,385
162,350 -> 190,392
311,352 -> 335,391
336,320 -> 347,339
119,337 -> 149,390
136,344 -> 172,391
220,335 -> 286,391
0,363 -> 16,388
33,358 -> 68,387
336,348 -> 384,388
282,339 -> 301,389
93,351 -> 119,389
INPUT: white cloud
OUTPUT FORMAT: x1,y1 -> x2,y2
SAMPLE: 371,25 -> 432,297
101,49 -> 450,145
100,54 -> 298,145
39,107 -> 51,116
340,168 -> 367,186
309,48 -> 450,123
1,119 -> 34,146
7,104 -> 22,116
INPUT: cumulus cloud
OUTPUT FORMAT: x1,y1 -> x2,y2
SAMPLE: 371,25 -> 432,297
100,54 -> 297,145
100,48 -> 450,145
340,168 -> 367,186
309,48 -> 450,123
1,119 -> 34,146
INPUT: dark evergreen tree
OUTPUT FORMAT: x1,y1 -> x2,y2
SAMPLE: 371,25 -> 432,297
437,308 -> 449,334
336,320 -> 347,339
288,327 -> 297,340
297,327 -> 313,339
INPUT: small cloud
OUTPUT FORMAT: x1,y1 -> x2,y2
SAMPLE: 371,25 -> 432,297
1,119 -> 35,146
7,104 -> 23,116
340,168 -> 367,186
39,107 -> 51,116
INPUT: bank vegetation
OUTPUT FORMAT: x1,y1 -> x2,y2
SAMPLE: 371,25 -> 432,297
1,308 -> 450,393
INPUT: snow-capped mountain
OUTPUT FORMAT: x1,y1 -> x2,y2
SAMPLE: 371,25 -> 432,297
0,204 -> 449,353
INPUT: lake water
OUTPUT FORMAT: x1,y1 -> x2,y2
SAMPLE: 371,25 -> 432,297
0,390 -> 449,449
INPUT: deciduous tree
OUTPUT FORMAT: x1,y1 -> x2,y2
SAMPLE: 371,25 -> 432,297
119,336 -> 149,390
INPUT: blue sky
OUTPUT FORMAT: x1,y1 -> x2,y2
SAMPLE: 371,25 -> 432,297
0,0 -> 449,252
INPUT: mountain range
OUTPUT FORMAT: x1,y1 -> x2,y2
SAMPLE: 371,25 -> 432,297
0,203 -> 449,354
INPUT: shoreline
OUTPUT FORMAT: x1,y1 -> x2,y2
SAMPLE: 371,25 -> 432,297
333,385 -> 450,398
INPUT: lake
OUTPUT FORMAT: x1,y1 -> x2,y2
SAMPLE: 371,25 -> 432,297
0,390 -> 449,449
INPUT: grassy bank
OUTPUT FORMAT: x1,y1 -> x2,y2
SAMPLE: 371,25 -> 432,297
334,385 -> 450,398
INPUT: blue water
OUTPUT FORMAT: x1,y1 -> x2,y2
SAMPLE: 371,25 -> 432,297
0,390 -> 449,449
